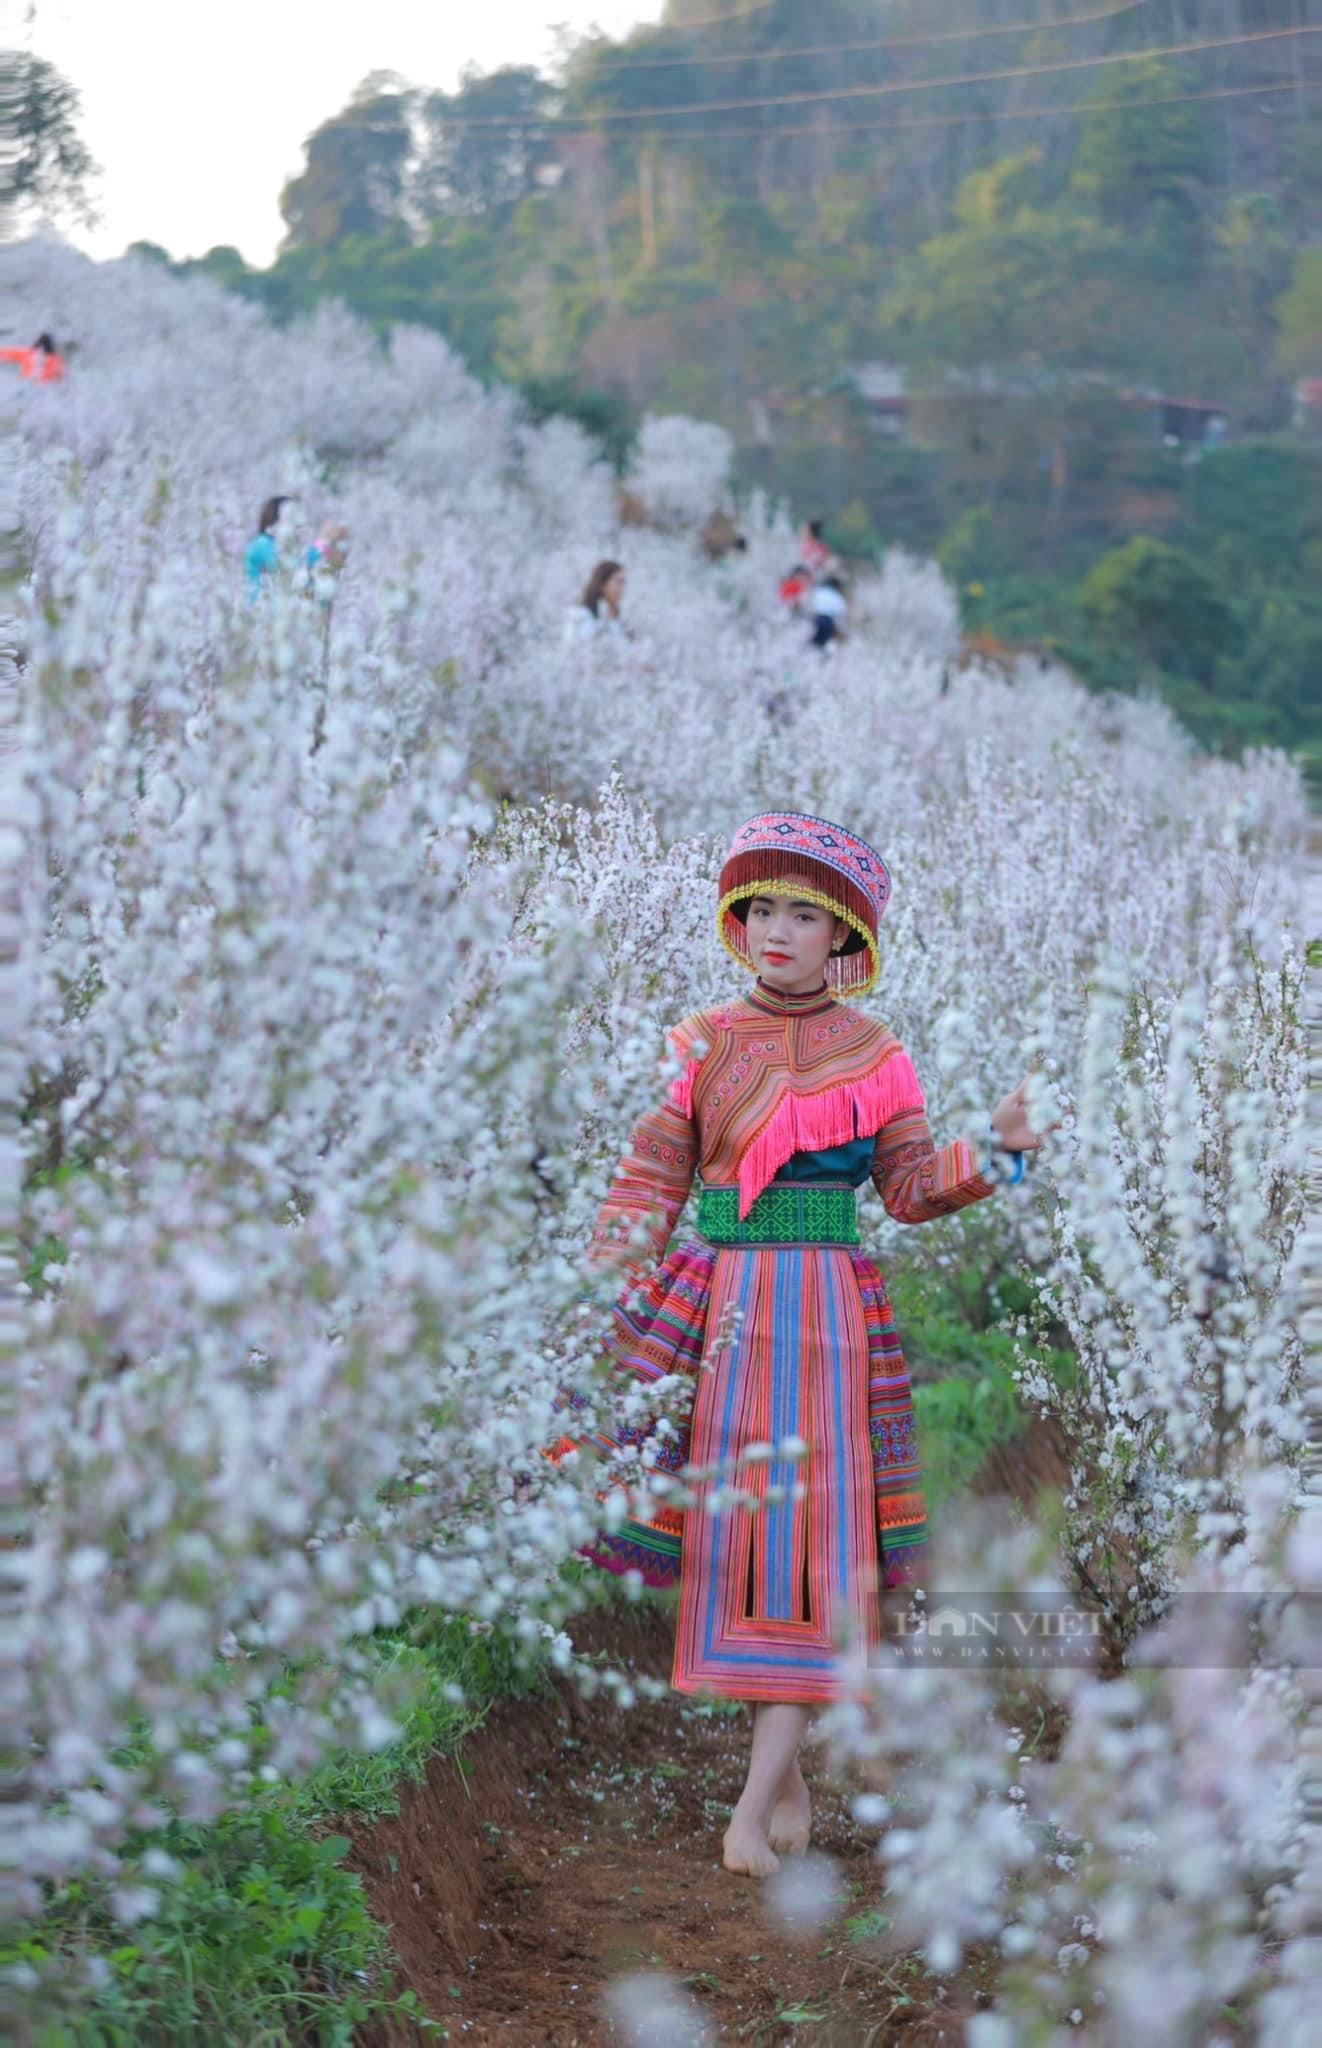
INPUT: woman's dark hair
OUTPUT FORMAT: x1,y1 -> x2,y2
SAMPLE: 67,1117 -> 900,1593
34,333 -> 56,353
820,575 -> 844,594
258,495 -> 289,536
580,559 -> 623,616
807,519 -> 824,540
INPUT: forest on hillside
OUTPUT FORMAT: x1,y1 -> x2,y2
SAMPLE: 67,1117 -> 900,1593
134,0 -> 1321,750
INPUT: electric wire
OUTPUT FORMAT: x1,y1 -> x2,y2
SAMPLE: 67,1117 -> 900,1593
434,23 -> 1319,129
578,73 -> 1314,147
581,0 -> 1152,74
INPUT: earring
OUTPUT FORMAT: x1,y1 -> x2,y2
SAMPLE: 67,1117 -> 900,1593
831,939 -> 845,953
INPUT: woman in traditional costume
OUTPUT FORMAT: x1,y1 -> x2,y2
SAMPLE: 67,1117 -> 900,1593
563,811 -> 1047,1877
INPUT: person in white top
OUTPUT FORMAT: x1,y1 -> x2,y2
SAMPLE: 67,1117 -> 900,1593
809,576 -> 848,650
566,559 -> 627,642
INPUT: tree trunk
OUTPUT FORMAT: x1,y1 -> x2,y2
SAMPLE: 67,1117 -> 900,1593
638,152 -> 657,271
1045,426 -> 1070,562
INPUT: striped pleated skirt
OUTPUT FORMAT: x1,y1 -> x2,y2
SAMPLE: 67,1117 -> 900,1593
569,1204 -> 928,1705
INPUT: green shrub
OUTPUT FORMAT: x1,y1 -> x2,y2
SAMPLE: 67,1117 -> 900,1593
937,505 -> 1021,589
518,375 -> 637,472
913,1367 -> 1030,1508
889,1265 -> 1073,1511
1180,444 -> 1322,580
6,1805 -> 434,2046
7,1617 -> 551,2042
826,497 -> 882,561
1079,535 -> 1242,684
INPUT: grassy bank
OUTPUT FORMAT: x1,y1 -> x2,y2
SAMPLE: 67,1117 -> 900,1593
894,1264 -> 1073,1510
8,1621 -> 550,2046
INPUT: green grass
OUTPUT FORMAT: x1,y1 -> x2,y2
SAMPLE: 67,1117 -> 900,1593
6,1614 -> 552,2044
11,1807 -> 433,2047
889,1265 -> 1073,1511
293,1616 -> 545,1823
913,1368 -> 1029,1508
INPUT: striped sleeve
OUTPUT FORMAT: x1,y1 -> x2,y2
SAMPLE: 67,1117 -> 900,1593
871,1102 -> 996,1224
588,1097 -> 698,1282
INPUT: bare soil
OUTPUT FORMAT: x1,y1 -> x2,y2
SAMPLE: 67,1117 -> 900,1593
350,1604 -> 1005,2047
350,1425 -> 1072,2045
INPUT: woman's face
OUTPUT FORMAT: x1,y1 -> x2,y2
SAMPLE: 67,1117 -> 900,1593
745,879 -> 848,993
604,569 -> 626,612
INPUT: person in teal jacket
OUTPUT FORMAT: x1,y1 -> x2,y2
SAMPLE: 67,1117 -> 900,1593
244,496 -> 288,597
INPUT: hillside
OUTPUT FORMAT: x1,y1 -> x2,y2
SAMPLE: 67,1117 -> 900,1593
127,0 -> 1322,752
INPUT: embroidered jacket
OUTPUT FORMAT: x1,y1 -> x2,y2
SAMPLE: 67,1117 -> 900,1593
590,983 -> 996,1277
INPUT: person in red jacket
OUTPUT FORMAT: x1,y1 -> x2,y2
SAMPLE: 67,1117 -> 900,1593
1,333 -> 66,383
778,564 -> 811,615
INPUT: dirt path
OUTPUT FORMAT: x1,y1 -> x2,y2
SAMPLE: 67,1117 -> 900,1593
350,1610 -> 1007,2046
351,1423 -> 1070,2044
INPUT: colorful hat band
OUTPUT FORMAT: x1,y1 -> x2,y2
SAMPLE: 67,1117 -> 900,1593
716,812 -> 891,997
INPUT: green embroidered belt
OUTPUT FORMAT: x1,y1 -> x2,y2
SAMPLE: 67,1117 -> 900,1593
697,1181 -> 859,1246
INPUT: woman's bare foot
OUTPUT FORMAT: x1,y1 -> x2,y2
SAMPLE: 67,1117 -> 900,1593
722,1700 -> 810,1876
723,1801 -> 781,1878
766,1757 -> 812,1855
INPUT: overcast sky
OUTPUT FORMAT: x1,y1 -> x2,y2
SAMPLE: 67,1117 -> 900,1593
25,0 -> 666,265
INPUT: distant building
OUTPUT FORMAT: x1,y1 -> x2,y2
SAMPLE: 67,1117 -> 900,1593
847,363 -> 1231,449
850,361 -> 911,438
1130,392 -> 1228,448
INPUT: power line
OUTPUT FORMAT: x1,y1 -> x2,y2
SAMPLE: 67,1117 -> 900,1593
436,23 -> 1319,129
569,21 -> 1320,123
600,73 -> 1313,146
581,0 -> 1152,75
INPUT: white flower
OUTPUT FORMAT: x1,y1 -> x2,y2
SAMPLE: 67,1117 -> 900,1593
4,234 -> 1305,2023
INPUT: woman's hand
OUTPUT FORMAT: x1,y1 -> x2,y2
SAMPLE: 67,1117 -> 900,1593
991,1075 -> 1057,1152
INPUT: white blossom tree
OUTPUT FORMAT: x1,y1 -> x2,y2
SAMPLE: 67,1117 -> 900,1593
3,236 -> 1308,2045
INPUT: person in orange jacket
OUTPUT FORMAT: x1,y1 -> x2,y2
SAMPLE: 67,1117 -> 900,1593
778,564 -> 812,615
0,333 -> 66,383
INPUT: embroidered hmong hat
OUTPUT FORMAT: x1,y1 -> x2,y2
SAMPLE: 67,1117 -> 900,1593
717,810 -> 891,994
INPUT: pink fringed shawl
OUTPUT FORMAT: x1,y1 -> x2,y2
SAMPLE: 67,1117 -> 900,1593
665,998 -> 925,1218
